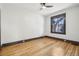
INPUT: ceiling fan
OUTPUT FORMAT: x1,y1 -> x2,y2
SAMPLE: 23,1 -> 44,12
40,3 -> 53,10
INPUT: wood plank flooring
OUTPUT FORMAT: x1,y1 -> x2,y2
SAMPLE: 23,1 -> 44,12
0,37 -> 79,56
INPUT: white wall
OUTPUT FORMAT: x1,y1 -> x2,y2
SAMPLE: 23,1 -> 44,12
0,8 -> 1,47
1,5 -> 44,44
44,6 -> 79,42
67,6 -> 79,42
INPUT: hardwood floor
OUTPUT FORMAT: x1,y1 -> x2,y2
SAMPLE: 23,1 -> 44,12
0,37 -> 79,56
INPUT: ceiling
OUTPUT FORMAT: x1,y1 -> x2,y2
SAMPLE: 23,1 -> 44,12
2,3 -> 78,15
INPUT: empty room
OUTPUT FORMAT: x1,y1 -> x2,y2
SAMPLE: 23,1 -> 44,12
0,3 -> 79,56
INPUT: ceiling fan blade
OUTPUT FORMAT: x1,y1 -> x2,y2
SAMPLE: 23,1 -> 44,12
46,6 -> 53,8
40,3 -> 53,10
